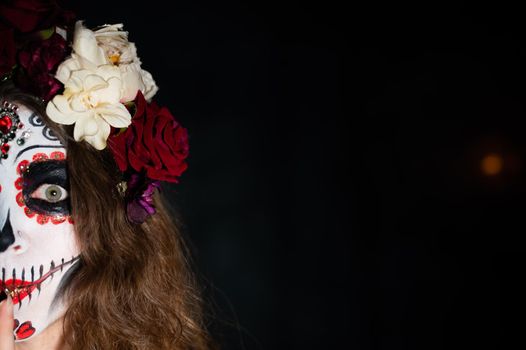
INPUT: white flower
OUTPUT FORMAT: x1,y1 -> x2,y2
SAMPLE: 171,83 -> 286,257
46,21 -> 159,150
94,23 -> 158,101
55,21 -> 108,83
46,66 -> 131,150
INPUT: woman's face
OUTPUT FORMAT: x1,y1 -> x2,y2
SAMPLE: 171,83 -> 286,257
0,101 -> 80,341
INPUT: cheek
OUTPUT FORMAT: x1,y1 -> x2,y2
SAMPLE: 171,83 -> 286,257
12,217 -> 77,253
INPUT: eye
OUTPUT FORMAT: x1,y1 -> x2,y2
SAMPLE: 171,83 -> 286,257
30,184 -> 68,203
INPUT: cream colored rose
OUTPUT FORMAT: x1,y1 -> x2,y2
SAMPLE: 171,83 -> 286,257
94,24 -> 158,101
56,22 -> 158,102
46,66 -> 131,150
55,21 -> 108,84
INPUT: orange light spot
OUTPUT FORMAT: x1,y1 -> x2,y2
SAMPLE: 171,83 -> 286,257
481,153 -> 503,176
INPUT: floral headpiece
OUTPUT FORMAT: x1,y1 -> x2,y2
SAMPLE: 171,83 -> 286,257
1,1 -> 189,223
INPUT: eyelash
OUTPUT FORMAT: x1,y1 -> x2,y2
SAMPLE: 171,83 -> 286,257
29,184 -> 69,203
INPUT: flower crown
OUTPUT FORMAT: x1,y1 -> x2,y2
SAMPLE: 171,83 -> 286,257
0,1 -> 189,223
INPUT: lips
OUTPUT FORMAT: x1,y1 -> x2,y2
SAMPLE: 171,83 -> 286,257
0,256 -> 79,305
2,280 -> 35,304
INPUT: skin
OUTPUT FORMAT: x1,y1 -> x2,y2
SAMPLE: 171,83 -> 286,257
0,294 -> 15,350
0,297 -> 67,350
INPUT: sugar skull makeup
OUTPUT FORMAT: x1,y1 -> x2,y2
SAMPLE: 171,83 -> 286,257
0,102 -> 80,341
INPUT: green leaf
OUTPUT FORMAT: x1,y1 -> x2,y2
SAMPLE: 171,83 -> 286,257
38,27 -> 56,40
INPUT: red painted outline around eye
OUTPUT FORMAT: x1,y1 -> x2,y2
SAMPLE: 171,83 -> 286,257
17,160 -> 29,175
14,177 -> 23,190
32,153 -> 48,162
15,151 -> 71,225
49,151 -> 65,160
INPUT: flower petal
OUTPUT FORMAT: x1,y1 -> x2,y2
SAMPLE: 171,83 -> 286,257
83,74 -> 108,92
55,57 -> 79,84
46,95 -> 78,125
84,119 -> 111,150
72,21 -> 108,65
141,69 -> 159,101
73,114 -> 98,141
98,103 -> 131,128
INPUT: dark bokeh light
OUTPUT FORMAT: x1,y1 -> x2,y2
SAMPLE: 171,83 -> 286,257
481,153 -> 503,176
353,2 -> 526,349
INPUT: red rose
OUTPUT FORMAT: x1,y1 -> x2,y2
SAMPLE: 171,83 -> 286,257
0,0 -> 74,33
0,26 -> 16,77
109,92 -> 190,183
15,31 -> 67,101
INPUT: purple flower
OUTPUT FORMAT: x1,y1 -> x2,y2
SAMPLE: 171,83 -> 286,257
126,173 -> 161,224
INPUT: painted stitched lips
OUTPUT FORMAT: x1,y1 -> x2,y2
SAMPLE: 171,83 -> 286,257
0,256 -> 79,305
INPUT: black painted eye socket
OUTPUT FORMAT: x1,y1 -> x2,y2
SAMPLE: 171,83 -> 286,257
22,160 -> 71,216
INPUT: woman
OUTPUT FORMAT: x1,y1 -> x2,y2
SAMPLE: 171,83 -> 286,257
0,2 -> 211,349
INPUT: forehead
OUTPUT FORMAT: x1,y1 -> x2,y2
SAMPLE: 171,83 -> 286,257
0,103 -> 65,168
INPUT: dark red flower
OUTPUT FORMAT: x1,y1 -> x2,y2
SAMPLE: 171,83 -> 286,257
0,0 -> 74,33
0,26 -> 16,77
109,92 -> 190,183
15,31 -> 67,101
0,1 -> 74,100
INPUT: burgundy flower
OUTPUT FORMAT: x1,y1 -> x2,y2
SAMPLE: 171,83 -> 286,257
0,26 -> 16,77
109,92 -> 190,183
0,0 -> 74,33
15,31 -> 67,101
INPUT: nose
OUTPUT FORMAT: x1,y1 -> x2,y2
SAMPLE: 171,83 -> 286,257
0,211 -> 15,252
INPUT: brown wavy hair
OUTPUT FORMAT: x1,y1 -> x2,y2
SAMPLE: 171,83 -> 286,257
0,83 -> 212,349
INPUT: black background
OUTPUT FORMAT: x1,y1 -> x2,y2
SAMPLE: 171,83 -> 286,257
70,1 -> 526,349
72,1 -> 349,349
354,2 -> 526,350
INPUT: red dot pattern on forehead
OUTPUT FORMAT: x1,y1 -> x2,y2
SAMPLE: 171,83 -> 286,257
15,151 -> 73,225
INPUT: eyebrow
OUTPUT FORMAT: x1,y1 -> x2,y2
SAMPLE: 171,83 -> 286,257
14,145 -> 65,162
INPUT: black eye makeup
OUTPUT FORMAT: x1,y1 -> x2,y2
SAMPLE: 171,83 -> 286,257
21,160 -> 70,216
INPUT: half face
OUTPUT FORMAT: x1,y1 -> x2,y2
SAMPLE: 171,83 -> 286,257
0,102 -> 80,342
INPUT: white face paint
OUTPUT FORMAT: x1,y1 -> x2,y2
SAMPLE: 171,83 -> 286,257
0,102 -> 80,342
